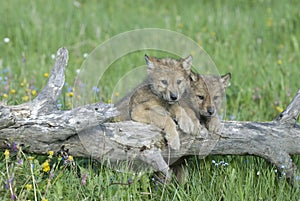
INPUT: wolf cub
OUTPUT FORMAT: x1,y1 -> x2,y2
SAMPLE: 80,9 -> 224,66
189,73 -> 231,132
129,55 -> 202,150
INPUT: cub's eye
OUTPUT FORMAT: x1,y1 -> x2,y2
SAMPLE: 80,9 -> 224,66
214,96 -> 219,100
177,79 -> 182,84
161,80 -> 168,85
198,95 -> 204,100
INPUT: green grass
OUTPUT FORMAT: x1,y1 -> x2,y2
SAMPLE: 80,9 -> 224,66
0,0 -> 300,200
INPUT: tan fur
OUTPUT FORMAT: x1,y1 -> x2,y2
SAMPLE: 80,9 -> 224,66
128,55 -> 201,150
188,73 -> 231,132
171,72 -> 231,184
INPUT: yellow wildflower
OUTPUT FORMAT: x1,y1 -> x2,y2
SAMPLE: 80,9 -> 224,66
22,95 -> 29,102
107,99 -> 112,104
3,93 -> 8,99
267,18 -> 272,27
177,23 -> 184,29
276,106 -> 284,113
114,92 -> 119,97
66,101 -> 72,108
67,92 -> 74,97
68,155 -> 74,161
42,199 -> 48,201
48,150 -> 54,158
31,90 -> 37,96
277,59 -> 282,65
44,73 -> 49,78
25,184 -> 32,191
42,160 -> 50,172
10,89 -> 16,94
4,149 -> 10,159
27,156 -> 35,161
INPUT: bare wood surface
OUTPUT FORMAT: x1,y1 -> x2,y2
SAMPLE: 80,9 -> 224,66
0,47 -> 299,182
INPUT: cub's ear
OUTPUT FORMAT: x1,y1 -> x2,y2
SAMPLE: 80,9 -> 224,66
190,72 -> 198,82
145,54 -> 156,71
221,73 -> 231,87
182,55 -> 193,70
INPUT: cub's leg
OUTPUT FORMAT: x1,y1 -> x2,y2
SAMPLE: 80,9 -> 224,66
204,116 -> 221,133
169,104 -> 205,137
131,104 -> 181,150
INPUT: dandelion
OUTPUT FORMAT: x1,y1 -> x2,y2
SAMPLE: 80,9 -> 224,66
67,92 -> 74,97
68,155 -> 74,162
42,160 -> 51,173
3,93 -> 8,99
27,156 -> 34,161
277,59 -> 282,65
276,106 -> 284,113
267,18 -> 272,27
48,150 -> 54,157
31,90 -> 37,96
48,150 -> 54,158
44,73 -> 49,78
177,23 -> 184,29
4,37 -> 10,43
10,89 -> 16,94
4,149 -> 10,159
42,198 -> 48,201
22,96 -> 29,102
114,92 -> 119,97
25,184 -> 32,191
66,101 -> 72,108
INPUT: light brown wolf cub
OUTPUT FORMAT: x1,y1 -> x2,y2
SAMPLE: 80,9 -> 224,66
129,55 -> 202,150
189,73 -> 231,132
171,72 -> 231,184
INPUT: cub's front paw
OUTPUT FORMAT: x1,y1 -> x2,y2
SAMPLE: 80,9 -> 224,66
194,121 -> 208,138
206,117 -> 221,133
164,121 -> 181,150
178,116 -> 195,135
167,134 -> 181,150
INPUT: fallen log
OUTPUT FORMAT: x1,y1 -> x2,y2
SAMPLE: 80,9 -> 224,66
0,47 -> 299,182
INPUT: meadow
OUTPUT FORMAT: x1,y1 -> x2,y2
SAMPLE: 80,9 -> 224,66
0,0 -> 300,200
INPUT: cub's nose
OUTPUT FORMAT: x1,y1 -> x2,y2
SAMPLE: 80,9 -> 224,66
207,107 -> 215,115
170,92 -> 178,101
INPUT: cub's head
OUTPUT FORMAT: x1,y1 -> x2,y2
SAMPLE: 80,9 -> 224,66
190,73 -> 231,117
145,55 -> 192,104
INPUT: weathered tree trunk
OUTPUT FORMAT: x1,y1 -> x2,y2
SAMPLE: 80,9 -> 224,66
0,48 -> 299,182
